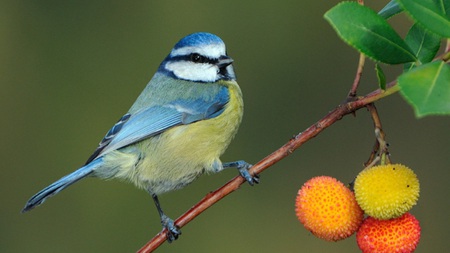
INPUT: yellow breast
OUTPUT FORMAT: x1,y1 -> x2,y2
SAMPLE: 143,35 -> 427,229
113,80 -> 244,193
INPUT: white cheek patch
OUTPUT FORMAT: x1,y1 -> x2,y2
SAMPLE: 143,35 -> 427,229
165,61 -> 219,82
171,44 -> 225,59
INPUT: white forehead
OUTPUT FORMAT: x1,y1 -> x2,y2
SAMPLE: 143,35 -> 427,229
170,43 -> 226,59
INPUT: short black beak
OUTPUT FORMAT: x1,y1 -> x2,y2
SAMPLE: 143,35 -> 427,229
217,56 -> 234,68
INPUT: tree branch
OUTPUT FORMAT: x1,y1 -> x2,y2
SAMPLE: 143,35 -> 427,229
348,54 -> 366,98
137,81 -> 400,253
365,103 -> 391,166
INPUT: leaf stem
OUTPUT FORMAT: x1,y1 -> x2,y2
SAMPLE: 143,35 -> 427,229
349,53 -> 366,98
366,104 -> 390,166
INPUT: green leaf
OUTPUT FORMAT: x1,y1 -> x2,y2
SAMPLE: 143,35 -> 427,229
398,61 -> 450,117
375,63 -> 387,90
445,0 -> 450,18
404,23 -> 442,71
324,2 -> 417,64
398,0 -> 450,38
379,0 -> 404,19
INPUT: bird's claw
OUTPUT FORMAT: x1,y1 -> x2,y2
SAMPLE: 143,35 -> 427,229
161,215 -> 181,243
238,164 -> 259,186
223,160 -> 259,186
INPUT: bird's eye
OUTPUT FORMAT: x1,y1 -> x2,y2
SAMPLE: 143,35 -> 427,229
190,53 -> 206,63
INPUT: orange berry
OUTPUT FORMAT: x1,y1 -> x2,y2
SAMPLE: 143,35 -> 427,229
357,213 -> 421,253
295,176 -> 363,241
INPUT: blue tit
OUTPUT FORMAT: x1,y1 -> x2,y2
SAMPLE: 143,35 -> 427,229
22,32 -> 258,242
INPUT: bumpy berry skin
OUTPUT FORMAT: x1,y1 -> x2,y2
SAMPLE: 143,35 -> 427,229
357,213 -> 421,253
295,176 -> 363,241
354,164 -> 420,219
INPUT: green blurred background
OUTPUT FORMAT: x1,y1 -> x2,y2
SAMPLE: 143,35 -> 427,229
2,1 -> 449,252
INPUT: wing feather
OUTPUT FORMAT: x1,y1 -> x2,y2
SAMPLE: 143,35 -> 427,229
85,86 -> 229,163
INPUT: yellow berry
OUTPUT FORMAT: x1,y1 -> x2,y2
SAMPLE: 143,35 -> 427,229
295,176 -> 363,241
354,164 -> 419,219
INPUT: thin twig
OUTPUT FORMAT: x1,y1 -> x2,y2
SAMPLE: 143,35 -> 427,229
348,54 -> 366,98
348,0 -> 365,98
137,81 -> 399,253
366,104 -> 390,165
364,138 -> 380,167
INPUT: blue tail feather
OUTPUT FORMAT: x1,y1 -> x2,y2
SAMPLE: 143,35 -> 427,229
22,158 -> 102,212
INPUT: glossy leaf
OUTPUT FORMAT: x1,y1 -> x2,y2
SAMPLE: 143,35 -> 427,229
379,0 -> 403,19
398,0 -> 450,38
375,63 -> 387,90
404,24 -> 442,71
324,2 -> 417,64
399,61 -> 450,117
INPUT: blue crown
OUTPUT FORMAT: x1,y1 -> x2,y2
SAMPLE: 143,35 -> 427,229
173,32 -> 224,49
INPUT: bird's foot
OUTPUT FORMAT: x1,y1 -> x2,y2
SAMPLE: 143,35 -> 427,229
223,160 -> 259,186
161,214 -> 181,243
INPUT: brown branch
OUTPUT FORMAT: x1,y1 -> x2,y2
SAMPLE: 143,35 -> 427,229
364,103 -> 389,166
137,81 -> 400,253
348,54 -> 366,98
367,103 -> 391,165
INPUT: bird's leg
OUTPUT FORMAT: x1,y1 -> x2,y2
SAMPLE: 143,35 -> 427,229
151,193 -> 181,242
223,160 -> 259,186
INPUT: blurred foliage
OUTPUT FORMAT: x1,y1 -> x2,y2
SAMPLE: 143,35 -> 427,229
1,1 -> 449,253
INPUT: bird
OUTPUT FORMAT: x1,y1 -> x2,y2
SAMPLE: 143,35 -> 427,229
22,32 -> 258,242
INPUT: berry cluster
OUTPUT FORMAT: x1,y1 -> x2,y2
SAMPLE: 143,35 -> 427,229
295,164 -> 421,253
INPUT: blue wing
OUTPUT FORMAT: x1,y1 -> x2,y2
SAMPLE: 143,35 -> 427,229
85,86 -> 229,164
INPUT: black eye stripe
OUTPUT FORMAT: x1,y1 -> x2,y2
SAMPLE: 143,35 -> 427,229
190,53 -> 205,63
170,54 -> 217,64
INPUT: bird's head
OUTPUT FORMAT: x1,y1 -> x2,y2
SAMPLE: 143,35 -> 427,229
158,32 -> 236,82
